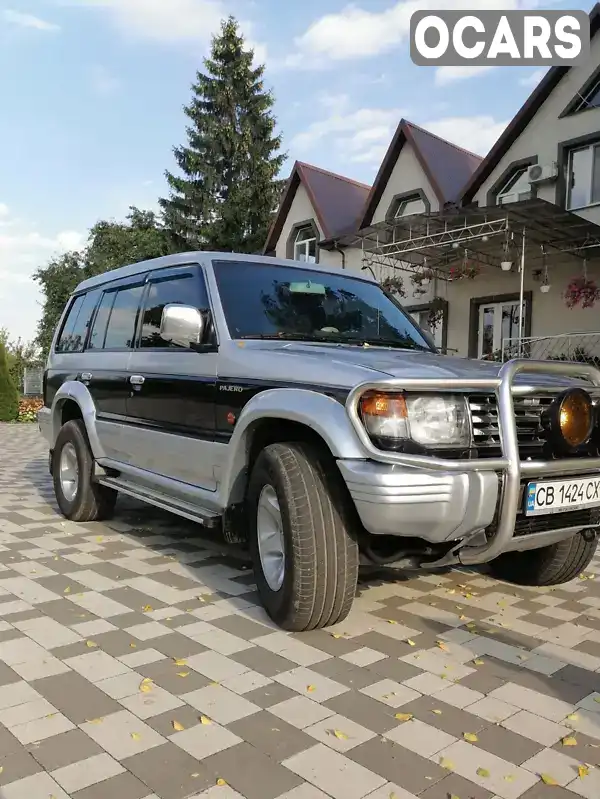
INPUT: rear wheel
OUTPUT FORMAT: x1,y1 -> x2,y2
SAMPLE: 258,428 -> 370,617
248,441 -> 359,632
489,531 -> 598,586
52,419 -> 117,522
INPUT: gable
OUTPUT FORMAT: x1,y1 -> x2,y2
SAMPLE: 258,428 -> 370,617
273,183 -> 323,259
371,141 -> 438,224
462,4 -> 600,207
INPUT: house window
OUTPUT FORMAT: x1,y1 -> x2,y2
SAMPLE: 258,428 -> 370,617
394,196 -> 426,218
567,143 -> 600,210
496,168 -> 533,205
414,308 -> 444,349
477,300 -> 527,359
572,77 -> 600,113
293,226 -> 317,263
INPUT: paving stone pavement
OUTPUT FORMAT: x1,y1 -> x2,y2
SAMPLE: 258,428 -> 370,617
0,424 -> 600,799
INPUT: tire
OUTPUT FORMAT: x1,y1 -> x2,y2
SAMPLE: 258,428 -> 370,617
52,419 -> 117,522
489,532 -> 598,586
247,442 -> 359,632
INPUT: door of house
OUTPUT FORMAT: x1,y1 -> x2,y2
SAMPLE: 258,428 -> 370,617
477,300 -> 526,359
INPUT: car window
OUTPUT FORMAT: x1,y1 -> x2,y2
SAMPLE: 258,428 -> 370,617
102,285 -> 144,350
55,290 -> 100,353
213,261 -> 433,352
88,292 -> 116,350
140,273 -> 209,348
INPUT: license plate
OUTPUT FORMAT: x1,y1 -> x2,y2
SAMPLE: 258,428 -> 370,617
525,477 -> 600,516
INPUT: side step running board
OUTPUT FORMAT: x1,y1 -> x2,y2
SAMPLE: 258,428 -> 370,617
98,477 -> 221,529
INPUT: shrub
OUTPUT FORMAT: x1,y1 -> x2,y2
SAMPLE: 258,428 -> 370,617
18,397 -> 43,423
0,342 -> 18,422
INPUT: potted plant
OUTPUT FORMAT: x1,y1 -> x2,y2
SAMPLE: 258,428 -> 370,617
381,275 -> 406,298
427,297 -> 446,330
564,276 -> 600,309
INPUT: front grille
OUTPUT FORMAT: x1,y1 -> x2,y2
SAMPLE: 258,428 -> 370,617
469,394 -> 554,458
488,507 -> 600,538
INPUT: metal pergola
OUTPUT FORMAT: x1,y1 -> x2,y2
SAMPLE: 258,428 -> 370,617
337,198 -> 600,346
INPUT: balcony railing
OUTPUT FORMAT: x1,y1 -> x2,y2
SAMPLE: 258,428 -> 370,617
500,333 -> 600,366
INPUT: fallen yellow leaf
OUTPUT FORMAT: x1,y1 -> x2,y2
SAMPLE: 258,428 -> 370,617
407,639 -> 416,647
130,643 -> 137,649
437,641 -> 449,652
594,697 -> 600,704
142,605 -> 153,612
216,778 -> 227,786
131,732 -> 141,741
63,587 -> 71,594
473,659 -> 485,666
504,775 -> 515,783
177,672 -> 190,678
567,714 -> 579,721
476,768 -> 490,778
306,685 -> 316,692
541,774 -> 559,786
459,615 -> 467,621
387,619 -> 398,625
394,713 -> 413,722
440,758 -> 454,771
562,736 -> 578,746
331,729 -> 349,740
578,765 -> 589,779
200,715 -> 212,725
173,659 -> 187,666
172,720 -> 185,731
86,718 -> 103,725
331,633 -> 343,639
96,536 -> 103,543
86,641 -> 97,648
0,766 -> 3,774
463,733 -> 478,742
432,709 -> 443,715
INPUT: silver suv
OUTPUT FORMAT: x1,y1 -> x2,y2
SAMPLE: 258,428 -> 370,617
38,252 -> 600,631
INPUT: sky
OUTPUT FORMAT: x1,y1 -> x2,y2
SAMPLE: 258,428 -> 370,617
0,0 -> 596,343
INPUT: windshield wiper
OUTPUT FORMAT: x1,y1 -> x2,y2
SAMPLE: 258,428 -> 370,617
357,337 -> 433,352
239,333 -> 350,344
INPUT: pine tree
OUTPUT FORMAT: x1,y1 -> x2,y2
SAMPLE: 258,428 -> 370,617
160,16 -> 286,254
0,340 -> 19,422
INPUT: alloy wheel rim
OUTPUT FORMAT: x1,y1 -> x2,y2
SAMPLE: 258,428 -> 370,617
256,484 -> 285,592
59,442 -> 79,503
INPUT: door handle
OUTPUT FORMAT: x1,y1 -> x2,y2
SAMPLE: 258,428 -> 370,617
80,372 -> 92,382
130,375 -> 145,386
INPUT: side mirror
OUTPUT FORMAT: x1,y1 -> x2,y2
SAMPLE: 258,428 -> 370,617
160,304 -> 204,348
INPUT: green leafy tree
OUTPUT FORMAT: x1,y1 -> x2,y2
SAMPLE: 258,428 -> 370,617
160,16 -> 286,253
0,341 -> 19,422
0,328 -> 41,392
34,208 -> 175,355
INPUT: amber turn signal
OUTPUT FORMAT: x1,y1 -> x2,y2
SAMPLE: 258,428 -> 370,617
558,388 -> 593,448
359,392 -> 407,418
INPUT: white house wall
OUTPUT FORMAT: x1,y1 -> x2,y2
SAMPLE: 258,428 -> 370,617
274,184 -> 324,260
444,258 -> 600,357
472,34 -> 600,226
371,142 -> 439,224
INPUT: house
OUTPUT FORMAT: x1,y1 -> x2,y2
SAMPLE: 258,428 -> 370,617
264,3 -> 600,362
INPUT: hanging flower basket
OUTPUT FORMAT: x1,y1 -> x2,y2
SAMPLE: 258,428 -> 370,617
564,277 -> 600,309
448,262 -> 481,281
381,275 -> 406,298
427,296 -> 446,330
410,268 -> 435,288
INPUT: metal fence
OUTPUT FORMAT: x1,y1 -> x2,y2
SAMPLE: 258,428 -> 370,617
500,333 -> 600,365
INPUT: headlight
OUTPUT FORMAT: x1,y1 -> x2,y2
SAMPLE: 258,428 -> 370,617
359,392 -> 470,448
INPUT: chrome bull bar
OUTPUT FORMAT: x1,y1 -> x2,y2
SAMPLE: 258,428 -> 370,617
346,359 -> 600,564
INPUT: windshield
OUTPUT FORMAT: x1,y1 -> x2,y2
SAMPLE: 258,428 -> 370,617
213,260 -> 434,352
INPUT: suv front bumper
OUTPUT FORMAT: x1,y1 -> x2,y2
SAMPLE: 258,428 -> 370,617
341,359 -> 600,565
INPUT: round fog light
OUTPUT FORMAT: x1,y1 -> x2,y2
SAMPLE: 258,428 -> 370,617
551,388 -> 594,453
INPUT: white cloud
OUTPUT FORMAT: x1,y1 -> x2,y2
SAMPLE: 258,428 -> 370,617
290,95 -> 507,167
285,0 -> 547,69
0,207 -> 85,341
290,93 -> 403,165
3,9 -> 60,31
519,68 -> 547,87
435,65 -> 496,86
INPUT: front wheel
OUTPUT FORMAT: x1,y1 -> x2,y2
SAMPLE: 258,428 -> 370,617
247,442 -> 359,632
489,531 -> 598,586
52,419 -> 117,522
